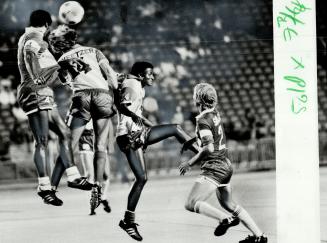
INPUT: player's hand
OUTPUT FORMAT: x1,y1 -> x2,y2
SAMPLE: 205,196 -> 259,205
58,68 -> 72,85
179,161 -> 191,176
132,115 -> 144,127
39,41 -> 49,54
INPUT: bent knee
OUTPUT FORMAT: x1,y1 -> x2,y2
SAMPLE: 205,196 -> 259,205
184,198 -> 198,212
35,136 -> 48,149
135,173 -> 148,185
219,199 -> 237,213
94,144 -> 107,152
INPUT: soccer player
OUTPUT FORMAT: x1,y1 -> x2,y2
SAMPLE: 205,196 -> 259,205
78,120 -> 111,215
48,25 -> 117,212
116,62 -> 198,241
16,10 -> 92,206
178,83 -> 268,243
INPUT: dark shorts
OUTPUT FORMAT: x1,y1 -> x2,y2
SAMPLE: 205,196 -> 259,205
116,128 -> 150,152
200,158 -> 233,186
79,129 -> 94,152
17,85 -> 54,115
70,89 -> 115,121
116,134 -> 137,152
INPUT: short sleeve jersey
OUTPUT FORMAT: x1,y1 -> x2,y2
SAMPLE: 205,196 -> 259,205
116,77 -> 145,136
17,27 -> 59,90
196,108 -> 227,163
58,45 -> 109,91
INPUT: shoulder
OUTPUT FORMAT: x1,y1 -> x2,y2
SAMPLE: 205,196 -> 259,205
24,39 -> 42,53
198,112 -> 214,126
122,78 -> 141,91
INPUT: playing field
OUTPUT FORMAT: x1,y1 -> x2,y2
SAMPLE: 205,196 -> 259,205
0,168 -> 324,243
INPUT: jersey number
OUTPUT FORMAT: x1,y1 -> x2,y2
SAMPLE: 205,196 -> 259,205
71,57 -> 92,74
218,124 -> 226,150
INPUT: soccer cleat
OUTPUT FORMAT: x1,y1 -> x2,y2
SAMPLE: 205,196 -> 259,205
239,234 -> 268,243
101,199 -> 111,213
68,177 -> 93,191
37,189 -> 63,206
89,185 -> 101,215
119,220 -> 143,241
214,216 -> 240,236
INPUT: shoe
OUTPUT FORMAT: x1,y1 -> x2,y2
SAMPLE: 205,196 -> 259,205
239,234 -> 268,243
214,216 -> 240,236
68,177 -> 93,191
37,189 -> 63,206
119,219 -> 143,241
89,185 -> 101,215
101,199 -> 111,213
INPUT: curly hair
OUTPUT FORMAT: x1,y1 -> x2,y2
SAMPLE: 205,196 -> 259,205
47,25 -> 77,55
193,83 -> 218,109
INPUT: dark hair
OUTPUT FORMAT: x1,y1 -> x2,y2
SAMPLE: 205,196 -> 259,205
29,10 -> 52,27
130,62 -> 153,77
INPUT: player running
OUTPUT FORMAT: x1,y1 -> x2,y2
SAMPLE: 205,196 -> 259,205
48,25 -> 117,213
78,120 -> 112,215
115,62 -> 198,241
178,83 -> 268,243
17,10 -> 92,206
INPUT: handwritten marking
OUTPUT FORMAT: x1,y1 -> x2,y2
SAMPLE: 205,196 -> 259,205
284,57 -> 307,114
276,0 -> 311,41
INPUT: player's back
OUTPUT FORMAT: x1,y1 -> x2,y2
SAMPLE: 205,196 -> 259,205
58,45 -> 108,91
196,108 -> 227,162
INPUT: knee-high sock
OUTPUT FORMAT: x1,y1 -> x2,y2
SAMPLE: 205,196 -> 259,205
194,201 -> 230,222
233,206 -> 263,236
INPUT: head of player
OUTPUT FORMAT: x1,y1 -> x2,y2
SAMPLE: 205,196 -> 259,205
48,25 -> 77,56
193,82 -> 218,112
130,61 -> 155,87
29,9 -> 52,36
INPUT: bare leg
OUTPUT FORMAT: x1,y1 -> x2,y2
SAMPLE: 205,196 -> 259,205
80,151 -> 95,182
27,110 -> 50,179
185,179 -> 230,222
146,124 -> 198,153
93,118 -> 111,184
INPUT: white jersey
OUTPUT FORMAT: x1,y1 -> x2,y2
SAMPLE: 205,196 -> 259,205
58,44 -> 109,91
116,77 -> 145,136
17,27 -> 59,91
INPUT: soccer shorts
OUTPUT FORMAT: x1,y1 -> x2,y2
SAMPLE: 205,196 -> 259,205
116,128 -> 150,152
79,129 -> 94,153
200,158 -> 233,186
70,89 -> 115,121
17,85 -> 54,115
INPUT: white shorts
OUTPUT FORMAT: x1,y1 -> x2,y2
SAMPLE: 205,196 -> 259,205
195,175 -> 230,188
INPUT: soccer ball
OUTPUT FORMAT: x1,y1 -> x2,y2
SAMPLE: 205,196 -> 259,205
58,1 -> 85,25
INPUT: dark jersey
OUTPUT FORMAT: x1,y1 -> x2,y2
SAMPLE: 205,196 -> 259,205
196,108 -> 227,165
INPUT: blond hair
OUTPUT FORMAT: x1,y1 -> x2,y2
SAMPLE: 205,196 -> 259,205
193,83 -> 218,108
